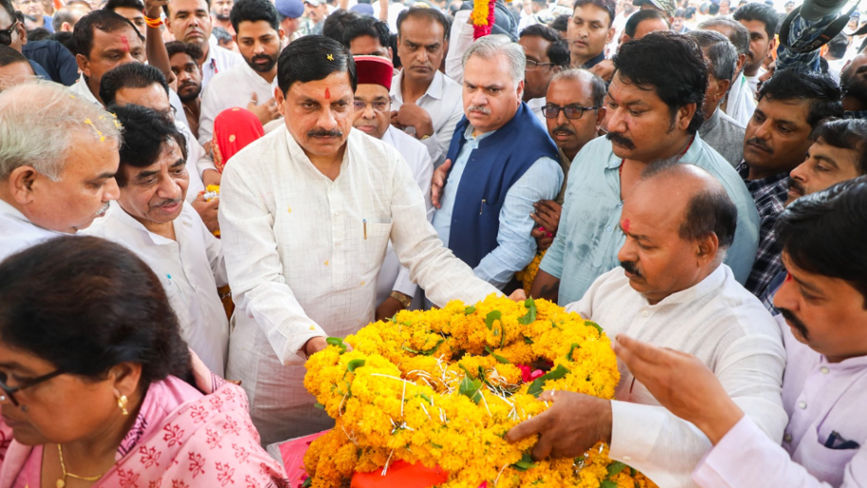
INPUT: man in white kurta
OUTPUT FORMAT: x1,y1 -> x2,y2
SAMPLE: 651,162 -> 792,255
218,37 -> 500,445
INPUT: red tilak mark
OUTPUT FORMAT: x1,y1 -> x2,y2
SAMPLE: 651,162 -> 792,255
621,218 -> 630,233
785,272 -> 793,282
324,88 -> 331,99
120,35 -> 129,53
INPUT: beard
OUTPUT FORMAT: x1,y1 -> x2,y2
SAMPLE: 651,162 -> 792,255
246,53 -> 277,73
178,82 -> 201,102
215,11 -> 230,20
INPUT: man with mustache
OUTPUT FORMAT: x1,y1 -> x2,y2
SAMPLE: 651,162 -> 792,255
167,41 -> 204,137
0,81 -> 120,261
166,0 -> 241,88
433,35 -> 562,290
567,0 -> 615,70
614,176 -> 867,488
508,163 -> 787,488
85,104 -> 229,377
350,55 -> 433,320
198,0 -> 283,145
530,32 -> 760,305
737,69 -> 841,298
218,36 -> 503,444
531,68 -> 606,250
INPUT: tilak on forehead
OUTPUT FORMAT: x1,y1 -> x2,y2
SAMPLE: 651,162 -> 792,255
120,35 -> 129,52
325,88 -> 330,99
621,218 -> 631,233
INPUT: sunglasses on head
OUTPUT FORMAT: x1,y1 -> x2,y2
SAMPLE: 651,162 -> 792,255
0,19 -> 18,46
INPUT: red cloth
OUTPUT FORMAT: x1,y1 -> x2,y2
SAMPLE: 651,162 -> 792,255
351,460 -> 449,488
213,107 -> 265,172
354,55 -> 394,91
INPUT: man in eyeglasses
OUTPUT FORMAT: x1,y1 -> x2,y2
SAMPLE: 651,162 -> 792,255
518,24 -> 570,122
530,69 -> 606,250
351,55 -> 433,321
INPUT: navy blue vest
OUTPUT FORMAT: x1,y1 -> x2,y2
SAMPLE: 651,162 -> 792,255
445,102 -> 559,269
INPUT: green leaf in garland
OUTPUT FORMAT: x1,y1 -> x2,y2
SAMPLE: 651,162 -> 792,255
400,338 -> 444,356
527,364 -> 570,397
326,336 -> 347,353
459,376 -> 483,404
511,452 -> 536,471
518,298 -> 537,325
485,346 -> 511,364
301,477 -> 313,487
586,320 -> 603,335
346,359 -> 365,372
313,401 -> 325,410
485,310 -> 502,330
600,480 -> 618,488
464,306 -> 476,314
607,461 -> 627,477
566,343 -> 580,361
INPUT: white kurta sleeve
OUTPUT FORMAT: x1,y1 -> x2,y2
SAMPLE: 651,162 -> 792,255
218,161 -> 327,363
390,147 -> 433,298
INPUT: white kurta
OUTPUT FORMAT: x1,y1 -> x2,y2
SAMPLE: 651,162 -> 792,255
0,199 -> 60,262
566,264 -> 788,488
198,61 -> 279,145
218,127 -> 499,444
86,202 -> 229,375
374,126 -> 434,305
201,37 -> 244,89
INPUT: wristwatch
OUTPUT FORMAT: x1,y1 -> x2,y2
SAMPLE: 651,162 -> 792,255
389,291 -> 413,309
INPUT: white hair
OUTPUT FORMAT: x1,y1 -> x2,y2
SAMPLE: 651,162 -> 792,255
0,81 -> 122,181
462,34 -> 526,85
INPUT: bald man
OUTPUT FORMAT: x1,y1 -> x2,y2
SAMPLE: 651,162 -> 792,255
508,163 -> 787,488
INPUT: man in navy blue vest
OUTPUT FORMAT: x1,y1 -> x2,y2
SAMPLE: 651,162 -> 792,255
431,35 -> 563,290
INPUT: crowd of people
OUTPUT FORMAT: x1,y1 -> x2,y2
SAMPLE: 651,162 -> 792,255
0,0 -> 866,484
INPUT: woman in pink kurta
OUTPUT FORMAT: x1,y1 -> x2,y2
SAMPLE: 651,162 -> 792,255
0,236 -> 289,487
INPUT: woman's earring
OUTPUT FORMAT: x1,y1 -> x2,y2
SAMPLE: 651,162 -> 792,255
117,394 -> 129,416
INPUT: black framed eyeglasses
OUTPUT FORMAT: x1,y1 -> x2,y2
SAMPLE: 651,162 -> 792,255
0,19 -> 18,46
526,58 -> 556,69
0,369 -> 65,406
542,103 -> 599,120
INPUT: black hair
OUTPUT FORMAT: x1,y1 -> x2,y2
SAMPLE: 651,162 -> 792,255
322,9 -> 359,43
104,0 -> 145,11
550,13 -> 570,33
0,236 -> 193,390
51,30 -> 76,53
758,69 -> 842,128
520,23 -> 570,67
732,2 -> 778,38
573,0 -> 615,26
343,16 -> 389,49
0,44 -> 28,67
165,39 -> 204,61
810,118 -> 867,175
698,17 -> 749,55
396,6 -> 450,40
26,27 -> 51,41
110,104 -> 187,186
72,9 -> 143,57
776,175 -> 867,307
614,31 -> 708,134
277,34 -> 356,94
99,62 -> 169,107
623,9 -> 668,38
827,33 -> 849,59
680,184 -> 737,248
230,0 -> 279,33
51,9 -> 78,32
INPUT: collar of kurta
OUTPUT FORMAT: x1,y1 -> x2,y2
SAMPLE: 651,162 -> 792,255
640,263 -> 728,308
391,69 -> 445,103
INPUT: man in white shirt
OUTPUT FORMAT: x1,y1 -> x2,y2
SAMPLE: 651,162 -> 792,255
86,104 -> 229,375
218,36 -> 503,444
0,81 -> 120,261
99,63 -> 222,233
507,163 -> 787,488
390,7 -> 462,166
351,55 -> 433,321
197,0 -> 283,145
166,0 -> 242,88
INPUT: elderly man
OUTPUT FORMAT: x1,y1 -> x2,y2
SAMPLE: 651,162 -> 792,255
738,69 -> 842,298
198,0 -> 284,144
86,105 -> 229,376
218,36 -> 502,444
687,30 -> 746,168
615,176 -> 867,487
351,55 -> 434,320
508,163 -> 787,488
699,17 -> 756,127
433,35 -> 562,290
531,32 -> 760,305
166,0 -> 242,88
0,81 -> 120,261
390,7 -> 461,166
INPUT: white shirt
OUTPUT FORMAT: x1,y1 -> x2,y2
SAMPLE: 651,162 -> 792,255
69,74 -> 100,105
390,69 -> 464,166
218,126 -> 499,444
724,72 -> 757,127
445,10 -> 473,84
371,0 -> 407,32
201,36 -> 244,89
375,125 -> 434,305
0,199 -> 60,262
566,264 -> 788,488
527,97 -> 546,123
178,122 -> 215,201
86,202 -> 229,375
198,60 -> 278,145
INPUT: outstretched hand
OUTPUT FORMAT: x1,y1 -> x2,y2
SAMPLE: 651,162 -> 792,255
431,158 -> 453,209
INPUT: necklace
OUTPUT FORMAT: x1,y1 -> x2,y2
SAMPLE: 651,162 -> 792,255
56,444 -> 106,488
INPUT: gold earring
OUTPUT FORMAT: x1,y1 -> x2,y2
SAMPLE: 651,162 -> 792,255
117,394 -> 129,416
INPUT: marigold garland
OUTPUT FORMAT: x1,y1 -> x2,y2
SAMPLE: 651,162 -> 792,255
515,251 -> 545,294
302,295 -> 658,487
471,0 -> 496,39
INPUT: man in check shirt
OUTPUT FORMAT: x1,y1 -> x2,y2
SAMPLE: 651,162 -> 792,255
218,36 -> 503,444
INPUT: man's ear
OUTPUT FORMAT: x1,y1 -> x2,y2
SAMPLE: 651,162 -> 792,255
7,165 -> 41,205
274,86 -> 285,111
696,232 -> 719,264
76,52 -> 91,78
677,102 -> 697,131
